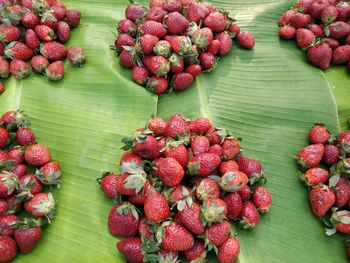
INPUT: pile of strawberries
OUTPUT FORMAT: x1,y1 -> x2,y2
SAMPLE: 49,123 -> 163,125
296,123 -> 350,259
0,0 -> 86,95
0,110 -> 61,263
99,114 -> 272,263
114,0 -> 255,94
278,0 -> 350,71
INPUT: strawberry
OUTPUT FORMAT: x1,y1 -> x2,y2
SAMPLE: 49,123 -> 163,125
191,136 -> 210,155
160,221 -> 194,251
56,21 -> 70,43
203,12 -> 227,32
195,178 -> 220,201
119,151 -> 143,166
207,39 -> 221,55
51,5 -> 67,20
309,123 -> 330,144
209,144 -> 223,156
157,249 -> 179,263
116,237 -> 143,263
191,28 -> 213,50
35,161 -> 61,186
163,142 -> 188,168
308,24 -> 324,37
8,147 -> 24,165
144,191 -> 170,222
116,167 -> 149,196
146,6 -> 166,22
220,171 -> 248,192
178,202 -> 204,235
132,66 -> 149,85
140,21 -> 167,39
224,192 -> 242,220
25,29 -> 40,50
18,174 -> 43,198
324,21 -> 350,39
186,64 -> 202,77
301,167 -> 329,186
294,0 -> 314,13
138,218 -> 153,239
5,42 -> 34,61
228,23 -> 240,38
323,144 -> 339,165
164,114 -> 190,139
16,128 -> 36,146
307,42 -> 332,70
0,57 -> 10,78
169,54 -> 184,73
237,32 -> 255,49
123,132 -> 160,159
189,117 -> 212,135
163,0 -> 182,13
0,214 -> 19,236
279,25 -> 297,40
24,192 -> 55,218
65,9 -> 81,28
119,49 -> 134,68
252,185 -> 272,213
187,153 -> 221,177
336,3 -> 350,22
296,28 -> 315,49
11,164 -> 27,178
205,220 -> 231,246
41,41 -> 67,61
297,143 -> 324,168
157,157 -> 184,187
217,237 -> 240,263
1,110 -> 27,129
0,172 -> 18,198
321,5 -> 338,25
201,198 -> 227,224
164,184 -> 191,204
128,182 -> 154,205
222,137 -> 241,160
203,2 -> 217,12
45,61 -> 64,81
338,130 -> 350,152
14,221 -> 42,253
139,34 -> 159,55
334,178 -> 350,208
0,200 -> 8,216
108,202 -> 139,237
239,201 -> 260,229
200,52 -> 216,71
153,40 -> 171,58
220,160 -> 239,176
0,127 -> 9,148
184,239 -> 206,262
332,45 -> 350,65
30,55 -> 49,74
114,33 -> 135,52
172,72 -> 194,91
21,12 -> 40,29
278,10 -> 296,26
215,32 -> 233,56
170,36 -> 193,56
34,25 -> 56,42
24,144 -> 51,166
10,60 -> 30,79
186,2 -> 209,23
147,116 -> 166,137
331,210 -> 350,234
0,25 -> 21,43
0,235 -> 17,262
118,19 -> 137,36
125,2 -> 146,22
142,55 -> 170,77
309,185 -> 335,217
290,12 -> 311,29
150,0 -> 166,8
164,12 -> 189,35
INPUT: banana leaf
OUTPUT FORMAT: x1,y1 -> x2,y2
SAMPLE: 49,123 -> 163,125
0,0 -> 349,262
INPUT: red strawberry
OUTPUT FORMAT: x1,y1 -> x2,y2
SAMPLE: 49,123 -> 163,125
220,171 -> 248,192
11,164 -> 27,178
146,6 -> 166,22
24,144 -> 51,166
170,36 -> 193,56
56,21 -> 70,43
18,174 -> 43,197
224,192 -> 242,220
144,191 -> 170,222
34,25 -> 56,42
118,19 -> 137,36
0,235 -> 17,262
191,136 -> 210,155
205,220 -> 231,246
203,12 -> 227,32
186,2 -> 209,23
338,130 -> 350,151
132,66 -> 149,86
308,24 -> 324,37
279,25 -> 296,40
21,12 -> 40,29
191,28 -> 213,49
5,42 -> 34,61
252,185 -> 272,213
336,3 -> 350,22
296,28 -> 315,49
14,224 -> 42,254
228,23 -> 240,38
0,200 -> 8,216
41,41 -> 67,61
150,0 -> 166,8
108,202 -> 139,237
331,210 -> 350,235
164,142 -> 188,169
290,12 -> 311,28
10,60 -> 30,79
309,185 -> 335,217
24,192 -> 55,218
128,181 -> 154,205
157,249 -> 179,263
172,72 -> 194,91
178,202 -> 204,235
208,143 -> 223,156
222,137 -> 241,160
0,25 -> 21,43
147,116 -> 166,137
16,128 -> 36,146
0,214 -> 19,236
201,198 -> 227,224
157,157 -> 184,187
184,239 -> 206,262
36,161 -> 61,186
45,61 -> 64,81
140,21 -> 167,39
164,12 -> 189,35
307,42 -> 332,70
324,37 -> 339,49
301,167 -> 329,186
65,9 -> 81,28
138,218 -> 153,239
199,52 -> 216,71
278,10 -> 296,26
138,34 -> 159,55
160,221 -> 194,251
332,45 -> 350,65
0,172 -> 18,198
294,0 -> 315,13
0,127 -> 9,149
153,40 -> 172,58
142,55 -> 170,76
324,21 -> 350,39
216,32 -> 233,56
237,32 -> 255,49
334,178 -> 350,208
119,49 -> 134,68
207,39 -> 221,55
297,143 -> 324,168
186,64 -> 202,77
163,0 -> 182,12
239,201 -> 260,229
189,117 -> 212,134
187,153 -> 221,176
147,76 -> 169,94
119,151 -> 143,166
169,54 -> 184,73
30,55 -> 49,73
115,34 -> 135,52
116,237 -> 143,263
217,237 -> 240,263
24,29 -> 40,50
0,57 -> 9,79
321,5 -> 338,25
323,144 -> 339,165
125,133 -> 160,159
125,3 -> 146,22
8,147 -> 24,165
220,160 -> 239,176
309,123 -> 330,144
164,114 -> 190,139
51,5 -> 67,20
195,178 -> 220,201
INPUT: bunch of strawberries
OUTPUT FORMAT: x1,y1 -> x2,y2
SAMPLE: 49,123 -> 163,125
0,0 -> 86,95
114,0 -> 255,94
0,110 -> 61,263
296,123 -> 350,259
98,114 -> 272,263
278,0 -> 350,71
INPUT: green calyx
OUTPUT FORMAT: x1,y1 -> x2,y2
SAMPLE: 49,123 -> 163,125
5,110 -> 29,130
187,161 -> 200,176
33,1 -> 51,16
35,169 -> 62,187
168,54 -> 182,67
155,61 -> 170,77
192,33 -> 209,49
239,217 -> 256,230
201,200 -> 226,225
0,171 -> 19,195
10,218 -> 43,231
178,37 -> 194,57
185,22 -> 200,38
116,202 -> 139,221
331,210 -> 350,226
33,192 -> 56,221
153,43 -> 171,58
121,162 -> 148,194
0,159 -> 14,171
220,172 -> 241,192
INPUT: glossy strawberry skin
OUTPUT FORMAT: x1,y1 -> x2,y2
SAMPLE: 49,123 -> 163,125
178,202 -> 204,235
187,153 -> 221,176
0,214 -> 19,236
224,192 -> 243,220
217,237 -> 240,263
297,144 -> 324,169
334,178 -> 350,208
309,185 -> 335,217
301,167 -> 330,186
99,173 -> 120,198
14,227 -> 42,254
222,138 -> 241,160
116,237 -> 143,263
157,157 -> 184,187
16,128 -> 36,146
205,220 -> 231,246
24,144 -> 51,166
164,144 -> 189,169
239,201 -> 260,229
108,203 -> 139,237
144,192 -> 170,222
0,235 -> 17,263
184,239 -> 206,261
252,186 -> 272,213
195,178 -> 220,201
161,222 -> 194,251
